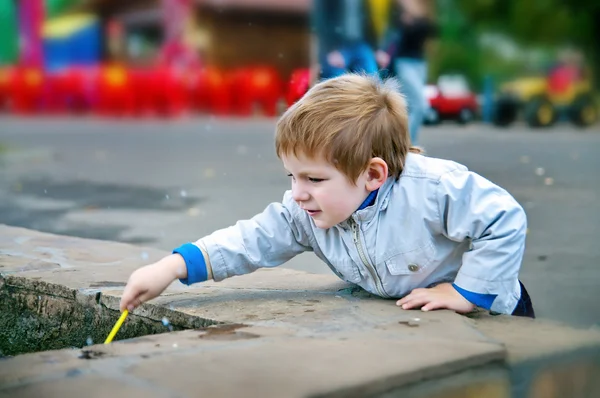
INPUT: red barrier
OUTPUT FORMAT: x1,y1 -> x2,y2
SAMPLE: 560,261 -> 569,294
44,71 -> 69,114
2,64 -> 294,118
287,68 -> 310,107
44,68 -> 91,114
231,66 -> 283,116
0,67 -> 14,112
190,67 -> 232,115
129,68 -> 156,116
10,67 -> 46,114
155,67 -> 188,117
66,68 -> 93,113
131,67 -> 190,118
95,64 -> 134,116
229,67 -> 253,116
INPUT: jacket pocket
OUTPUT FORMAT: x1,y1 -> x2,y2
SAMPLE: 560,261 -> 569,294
384,241 -> 436,276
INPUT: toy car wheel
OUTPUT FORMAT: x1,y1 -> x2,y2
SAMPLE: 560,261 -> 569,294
458,108 -> 475,124
492,97 -> 518,127
525,97 -> 557,128
424,108 -> 440,125
569,95 -> 598,127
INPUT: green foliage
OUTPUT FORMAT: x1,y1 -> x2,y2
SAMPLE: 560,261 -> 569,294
46,0 -> 80,18
430,0 -> 599,90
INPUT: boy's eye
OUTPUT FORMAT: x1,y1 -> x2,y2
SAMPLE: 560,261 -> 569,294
287,173 -> 323,183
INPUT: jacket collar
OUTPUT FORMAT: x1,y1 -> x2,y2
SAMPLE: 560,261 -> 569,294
338,176 -> 396,229
337,153 -> 419,228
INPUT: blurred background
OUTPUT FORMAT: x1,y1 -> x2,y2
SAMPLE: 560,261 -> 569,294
0,0 -> 597,126
0,1 -> 599,328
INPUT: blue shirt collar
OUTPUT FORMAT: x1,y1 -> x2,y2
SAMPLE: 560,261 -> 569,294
357,189 -> 378,211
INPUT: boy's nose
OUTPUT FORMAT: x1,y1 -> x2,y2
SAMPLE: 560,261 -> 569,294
291,183 -> 310,202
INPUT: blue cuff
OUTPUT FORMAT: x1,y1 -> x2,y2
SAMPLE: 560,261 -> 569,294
452,283 -> 497,310
172,243 -> 208,285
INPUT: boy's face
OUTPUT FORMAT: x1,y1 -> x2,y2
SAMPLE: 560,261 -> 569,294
282,153 -> 372,229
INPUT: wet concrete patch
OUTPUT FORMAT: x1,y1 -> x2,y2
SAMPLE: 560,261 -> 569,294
15,177 -> 204,211
78,350 -> 106,360
0,176 -> 206,244
0,201 -> 134,243
197,324 -> 260,341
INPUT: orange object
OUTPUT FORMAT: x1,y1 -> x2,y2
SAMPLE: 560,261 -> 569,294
95,64 -> 134,116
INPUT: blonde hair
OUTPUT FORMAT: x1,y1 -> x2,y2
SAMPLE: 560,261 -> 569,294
276,73 -> 421,183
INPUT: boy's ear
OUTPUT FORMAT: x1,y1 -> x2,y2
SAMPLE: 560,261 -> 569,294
365,157 -> 388,191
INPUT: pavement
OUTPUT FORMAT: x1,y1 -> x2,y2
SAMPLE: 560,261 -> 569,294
2,225 -> 600,397
0,116 -> 599,328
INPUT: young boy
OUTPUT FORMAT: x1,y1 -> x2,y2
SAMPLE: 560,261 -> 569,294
120,74 -> 534,318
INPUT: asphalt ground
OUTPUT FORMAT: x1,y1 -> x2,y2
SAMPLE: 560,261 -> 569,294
1,116 -> 598,328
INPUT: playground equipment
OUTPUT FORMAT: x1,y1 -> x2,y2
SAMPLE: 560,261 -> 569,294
424,74 -> 479,125
493,64 -> 598,128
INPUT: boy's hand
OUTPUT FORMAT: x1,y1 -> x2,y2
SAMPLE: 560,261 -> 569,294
396,283 -> 475,314
120,255 -> 186,312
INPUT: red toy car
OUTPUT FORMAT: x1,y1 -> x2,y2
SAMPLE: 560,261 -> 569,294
424,75 -> 479,125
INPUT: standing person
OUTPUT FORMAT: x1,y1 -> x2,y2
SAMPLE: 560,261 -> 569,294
377,0 -> 437,144
313,0 -> 379,79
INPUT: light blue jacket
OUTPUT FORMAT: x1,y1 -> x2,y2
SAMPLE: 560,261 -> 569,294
193,153 -> 527,314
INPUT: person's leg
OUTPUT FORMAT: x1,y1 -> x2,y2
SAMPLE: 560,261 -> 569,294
395,58 -> 427,144
511,281 -> 536,318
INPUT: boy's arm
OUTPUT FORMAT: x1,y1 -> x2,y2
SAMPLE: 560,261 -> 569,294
176,191 -> 313,284
435,169 -> 527,314
120,192 -> 312,311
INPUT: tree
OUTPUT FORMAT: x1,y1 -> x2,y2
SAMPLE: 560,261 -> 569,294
431,0 -> 599,89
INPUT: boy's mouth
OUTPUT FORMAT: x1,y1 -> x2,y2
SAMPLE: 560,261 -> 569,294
305,209 -> 321,216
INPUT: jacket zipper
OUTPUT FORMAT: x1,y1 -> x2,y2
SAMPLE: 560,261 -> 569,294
350,218 -> 390,298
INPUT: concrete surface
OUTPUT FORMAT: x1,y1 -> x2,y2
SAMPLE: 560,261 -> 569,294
1,225 -> 600,397
0,117 -> 599,328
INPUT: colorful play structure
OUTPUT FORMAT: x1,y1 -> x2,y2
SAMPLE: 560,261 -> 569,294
0,0 -> 311,117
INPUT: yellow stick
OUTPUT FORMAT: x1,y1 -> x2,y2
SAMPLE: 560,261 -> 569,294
104,310 -> 129,344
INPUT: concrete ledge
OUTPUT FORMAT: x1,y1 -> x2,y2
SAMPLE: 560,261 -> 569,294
1,225 -> 599,398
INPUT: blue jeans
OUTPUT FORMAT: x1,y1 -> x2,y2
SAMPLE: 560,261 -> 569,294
395,58 -> 428,145
512,281 -> 535,318
321,41 -> 378,79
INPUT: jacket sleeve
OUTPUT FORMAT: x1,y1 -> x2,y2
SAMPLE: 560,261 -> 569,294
194,191 -> 314,281
435,168 -> 527,314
